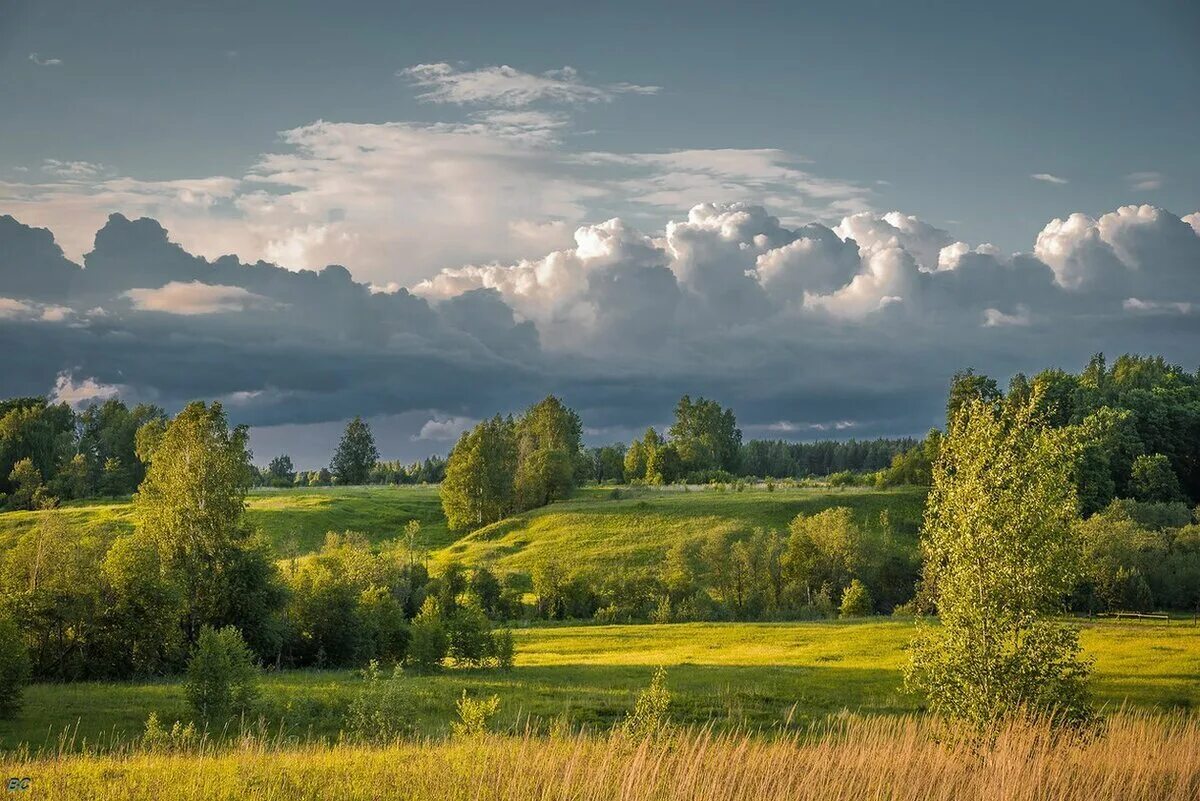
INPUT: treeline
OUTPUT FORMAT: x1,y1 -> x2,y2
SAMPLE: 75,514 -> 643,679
0,402 -> 512,695
0,397 -> 166,508
440,397 -> 586,531
526,507 -> 918,623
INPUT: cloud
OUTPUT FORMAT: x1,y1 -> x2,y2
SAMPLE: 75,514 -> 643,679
42,160 -> 109,179
1126,171 -> 1164,191
399,63 -> 658,107
124,281 -> 274,315
50,372 -> 122,408
414,415 -> 479,441
0,80 -> 868,286
982,305 -> 1031,327
28,53 -> 62,66
1031,173 -> 1068,185
2,198 -> 1199,466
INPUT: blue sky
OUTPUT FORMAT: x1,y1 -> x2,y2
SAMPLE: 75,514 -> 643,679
1,1 -> 1198,465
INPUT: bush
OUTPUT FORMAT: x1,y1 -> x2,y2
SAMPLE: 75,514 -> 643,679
345,660 -> 415,742
446,603 -> 493,667
407,599 -> 449,672
0,614 -> 30,719
620,667 -> 671,739
839,579 -> 874,617
450,691 -> 500,737
184,626 -> 260,723
490,629 -> 515,670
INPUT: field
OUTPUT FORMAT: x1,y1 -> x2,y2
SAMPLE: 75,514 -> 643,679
0,483 -> 925,572
440,484 -> 926,573
5,713 -> 1200,801
1,619 -> 1195,751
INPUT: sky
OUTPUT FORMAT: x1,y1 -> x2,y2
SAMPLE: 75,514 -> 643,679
1,0 -> 1198,467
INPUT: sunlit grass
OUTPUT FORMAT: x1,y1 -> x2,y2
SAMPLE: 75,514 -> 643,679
3,713 -> 1198,801
2,619 -> 1194,751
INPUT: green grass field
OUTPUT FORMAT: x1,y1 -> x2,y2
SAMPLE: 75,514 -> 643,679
440,484 -> 926,573
0,484 -> 925,572
1,619 -> 1195,751
0,485 -> 451,557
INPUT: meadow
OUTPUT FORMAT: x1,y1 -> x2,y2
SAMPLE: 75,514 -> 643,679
1,619 -> 1195,751
0,483 -> 925,569
6,713 -> 1200,801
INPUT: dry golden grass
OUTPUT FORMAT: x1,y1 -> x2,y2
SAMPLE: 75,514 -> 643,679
3,713 -> 1198,800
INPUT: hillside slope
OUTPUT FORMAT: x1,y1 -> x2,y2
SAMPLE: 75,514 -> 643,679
437,485 -> 927,575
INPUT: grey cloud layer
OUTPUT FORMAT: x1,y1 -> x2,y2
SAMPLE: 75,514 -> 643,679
0,202 -> 1198,458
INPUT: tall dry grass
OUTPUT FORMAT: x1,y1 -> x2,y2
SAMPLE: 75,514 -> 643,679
3,712 -> 1198,801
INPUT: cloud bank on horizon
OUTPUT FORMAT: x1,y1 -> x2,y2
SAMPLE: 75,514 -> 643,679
1,58 -> 1197,464
1,198 -> 1198,465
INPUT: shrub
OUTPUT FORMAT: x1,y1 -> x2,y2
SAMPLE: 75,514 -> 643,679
450,691 -> 500,737
447,603 -> 494,667
141,713 -> 200,752
407,599 -> 449,673
490,629 -> 515,670
620,667 -> 671,739
0,614 -> 30,719
184,626 -> 260,723
345,660 -> 414,742
839,579 -> 874,617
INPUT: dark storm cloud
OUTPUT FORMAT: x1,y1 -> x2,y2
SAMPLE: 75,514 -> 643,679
0,203 -> 1198,465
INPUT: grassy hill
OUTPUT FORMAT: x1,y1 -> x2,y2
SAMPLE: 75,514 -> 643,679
438,485 -> 927,574
0,618 -> 1193,748
0,484 -> 925,574
0,485 -> 450,556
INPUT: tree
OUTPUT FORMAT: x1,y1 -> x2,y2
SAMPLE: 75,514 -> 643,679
440,416 -> 517,531
184,625 -> 260,722
645,442 -> 682,485
266,454 -> 296,486
5,457 -> 50,510
133,402 -> 283,650
0,612 -> 30,719
839,579 -> 873,617
945,368 -> 1001,429
407,598 -> 449,672
513,396 -> 583,511
669,395 -> 742,474
624,440 -> 647,483
906,394 -> 1092,729
1130,454 -> 1184,503
331,417 -> 379,486
78,400 -> 166,496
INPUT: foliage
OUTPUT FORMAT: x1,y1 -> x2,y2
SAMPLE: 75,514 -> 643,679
441,415 -> 518,531
0,612 -> 30,719
839,578 -> 874,617
345,660 -> 414,742
668,395 -> 742,474
906,394 -> 1092,728
514,396 -> 583,511
1130,454 -> 1184,503
134,401 -> 283,651
407,599 -> 449,673
450,690 -> 500,737
619,666 -> 671,738
184,625 -> 260,723
330,417 -> 379,486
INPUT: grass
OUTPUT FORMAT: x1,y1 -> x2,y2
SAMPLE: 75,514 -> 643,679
0,484 -> 924,573
0,485 -> 450,557
2,619 -> 1195,751
439,484 -> 927,574
3,713 -> 1199,800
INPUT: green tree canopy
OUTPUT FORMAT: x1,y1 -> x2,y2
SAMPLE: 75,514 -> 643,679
331,417 -> 379,485
441,416 -> 517,531
906,392 -> 1092,728
668,395 -> 741,474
